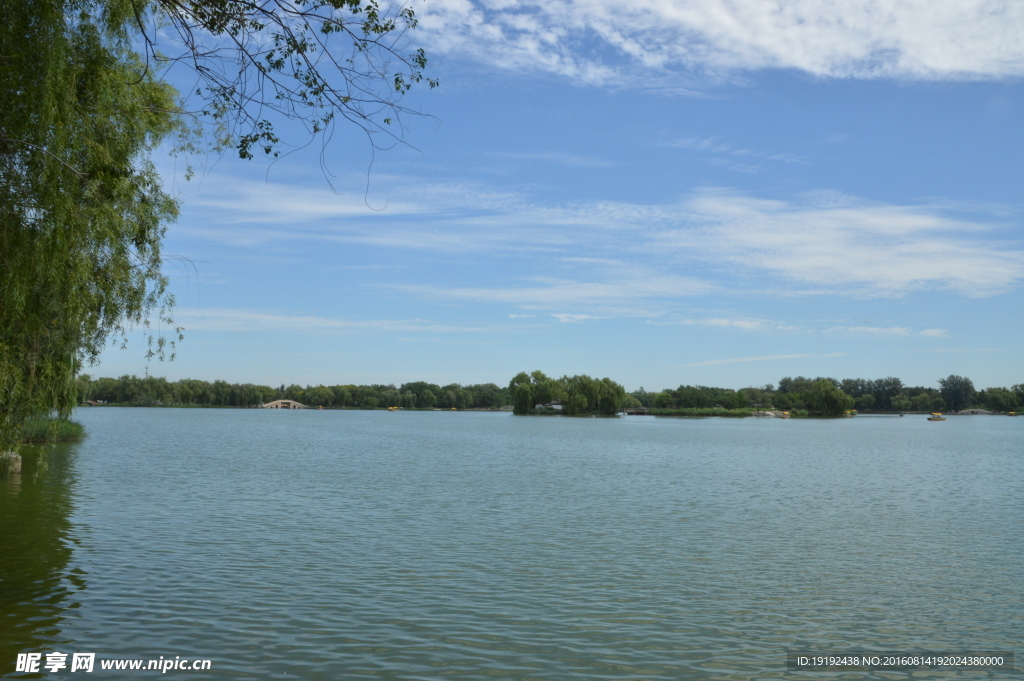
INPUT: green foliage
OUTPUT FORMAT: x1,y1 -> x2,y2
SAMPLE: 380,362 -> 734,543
649,408 -> 753,418
1,0 -> 182,450
982,387 -> 1019,412
509,371 -> 626,416
855,394 -> 876,411
738,386 -> 775,410
778,376 -> 815,394
511,382 -> 534,415
531,371 -> 565,406
566,393 -> 590,415
874,377 -> 905,411
20,418 -> 85,443
630,387 -> 654,407
560,375 -> 625,416
939,375 -> 975,412
509,371 -> 558,414
807,379 -> 855,417
772,392 -> 795,410
80,375 -> 276,406
910,391 -> 943,413
303,386 -> 335,407
621,395 -> 643,409
653,392 -> 674,408
76,375 -> 511,410
891,394 -> 912,414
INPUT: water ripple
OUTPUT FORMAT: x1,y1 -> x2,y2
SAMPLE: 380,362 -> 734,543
2,410 -> 1021,679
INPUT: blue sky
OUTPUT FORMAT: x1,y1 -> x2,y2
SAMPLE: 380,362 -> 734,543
98,0 -> 1024,391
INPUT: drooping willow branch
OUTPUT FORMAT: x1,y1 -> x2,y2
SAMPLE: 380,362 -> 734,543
131,0 -> 438,162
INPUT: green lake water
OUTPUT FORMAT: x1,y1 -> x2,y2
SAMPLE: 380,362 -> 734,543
1,408 -> 1021,679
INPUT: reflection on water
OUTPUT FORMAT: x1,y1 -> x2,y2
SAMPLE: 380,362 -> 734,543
1,409 -> 1022,679
0,445 -> 83,671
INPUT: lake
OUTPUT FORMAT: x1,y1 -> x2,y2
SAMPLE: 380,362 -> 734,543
2,408 -> 1021,678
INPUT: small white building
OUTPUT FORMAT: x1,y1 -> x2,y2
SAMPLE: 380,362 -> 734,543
534,400 -> 563,411
260,399 -> 307,409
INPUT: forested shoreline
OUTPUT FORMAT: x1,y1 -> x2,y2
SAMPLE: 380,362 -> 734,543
77,375 -> 512,411
628,375 -> 1022,415
76,372 -> 1022,416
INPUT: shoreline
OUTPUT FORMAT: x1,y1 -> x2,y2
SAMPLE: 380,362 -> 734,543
80,403 -> 514,412
77,404 -> 1019,418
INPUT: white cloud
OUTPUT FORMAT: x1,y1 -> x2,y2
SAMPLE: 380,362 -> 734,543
178,171 -> 524,227
495,151 -> 615,168
648,316 -> 773,330
918,347 -> 1003,353
920,328 -> 948,337
174,308 -> 497,334
686,352 -> 848,367
388,271 -> 716,311
419,0 -> 1024,84
508,313 -> 537,318
666,190 -> 1024,297
826,326 -> 911,335
177,171 -> 1024,304
696,317 -> 766,330
551,313 -> 602,322
667,137 -> 805,174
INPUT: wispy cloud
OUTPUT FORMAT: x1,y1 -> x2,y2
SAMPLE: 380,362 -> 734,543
669,137 -> 803,163
693,317 -> 766,330
177,173 -> 1024,308
666,137 -> 805,173
494,151 -> 615,168
419,0 -> 1024,85
551,313 -> 602,322
664,189 -> 1024,297
917,347 -> 1003,353
686,352 -> 849,367
919,328 -> 949,337
825,326 -> 911,335
174,308 -> 498,334
647,316 -> 777,331
387,271 -> 717,311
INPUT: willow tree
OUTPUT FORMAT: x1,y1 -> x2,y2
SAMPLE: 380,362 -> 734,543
807,379 -> 854,417
1,0 -> 435,450
938,375 -> 975,412
0,0 -> 181,449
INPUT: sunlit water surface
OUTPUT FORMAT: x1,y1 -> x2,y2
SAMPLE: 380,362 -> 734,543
2,408 -> 1021,679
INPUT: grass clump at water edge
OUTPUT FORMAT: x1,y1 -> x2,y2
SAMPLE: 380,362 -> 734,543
649,407 -> 753,418
20,417 -> 85,443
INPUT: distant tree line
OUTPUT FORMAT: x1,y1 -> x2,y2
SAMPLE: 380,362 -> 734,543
629,375 -> 1023,415
76,375 -> 511,410
75,373 -> 1022,416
